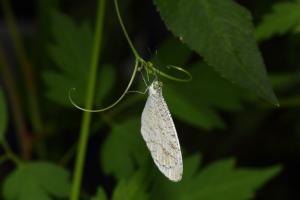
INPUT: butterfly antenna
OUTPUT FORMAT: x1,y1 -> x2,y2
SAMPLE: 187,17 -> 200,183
127,69 -> 149,94
139,68 -> 149,87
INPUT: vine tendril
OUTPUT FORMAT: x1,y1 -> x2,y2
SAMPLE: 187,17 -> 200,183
69,0 -> 192,112
69,59 -> 140,112
149,64 -> 192,82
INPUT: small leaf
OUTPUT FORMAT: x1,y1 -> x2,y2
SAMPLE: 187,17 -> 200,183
3,162 -> 70,200
151,154 -> 281,200
43,12 -> 115,107
0,88 -> 8,143
112,171 -> 150,200
101,118 -> 149,180
256,0 -> 300,41
91,187 -> 107,200
154,0 -> 278,105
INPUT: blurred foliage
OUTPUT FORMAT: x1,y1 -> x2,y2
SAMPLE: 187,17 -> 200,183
1,0 -> 300,199
151,155 -> 280,200
90,187 -> 107,200
43,12 -> 115,107
101,118 -> 149,180
3,162 -> 70,200
111,171 -> 150,200
164,62 -> 256,130
102,119 -> 280,200
256,0 -> 300,40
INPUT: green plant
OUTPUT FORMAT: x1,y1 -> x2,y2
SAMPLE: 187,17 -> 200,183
2,0 -> 300,199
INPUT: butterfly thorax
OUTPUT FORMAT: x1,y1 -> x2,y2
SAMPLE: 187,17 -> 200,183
149,81 -> 163,96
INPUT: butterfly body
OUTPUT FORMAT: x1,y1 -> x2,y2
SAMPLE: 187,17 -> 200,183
141,81 -> 183,182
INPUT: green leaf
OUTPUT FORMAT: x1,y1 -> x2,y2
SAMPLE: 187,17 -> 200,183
43,11 -> 115,107
154,0 -> 278,105
91,187 -> 107,200
164,62 -> 255,130
151,154 -> 281,200
112,171 -> 150,200
256,0 -> 300,41
101,118 -> 149,180
3,162 -> 70,200
0,88 -> 8,143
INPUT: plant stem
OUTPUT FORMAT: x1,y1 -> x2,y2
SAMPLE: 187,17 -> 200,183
0,43 -> 32,159
114,0 -> 141,59
70,0 -> 106,199
1,0 -> 44,156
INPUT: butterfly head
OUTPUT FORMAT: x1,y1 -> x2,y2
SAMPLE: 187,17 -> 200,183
149,81 -> 163,95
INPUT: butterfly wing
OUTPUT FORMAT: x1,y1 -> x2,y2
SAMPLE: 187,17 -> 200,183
141,91 -> 183,182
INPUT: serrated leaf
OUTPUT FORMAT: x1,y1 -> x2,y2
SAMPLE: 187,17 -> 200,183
0,88 -> 8,143
43,12 -> 115,107
91,187 -> 107,200
256,0 -> 300,41
112,171 -> 150,200
3,162 -> 70,200
164,62 -> 255,130
101,118 -> 149,180
154,0 -> 278,105
151,154 -> 281,200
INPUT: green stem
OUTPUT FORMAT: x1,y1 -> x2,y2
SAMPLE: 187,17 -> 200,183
70,0 -> 106,199
1,0 -> 44,157
149,64 -> 192,82
114,0 -> 192,82
114,0 -> 141,59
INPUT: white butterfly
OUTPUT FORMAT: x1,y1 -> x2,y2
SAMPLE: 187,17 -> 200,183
141,81 -> 183,182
